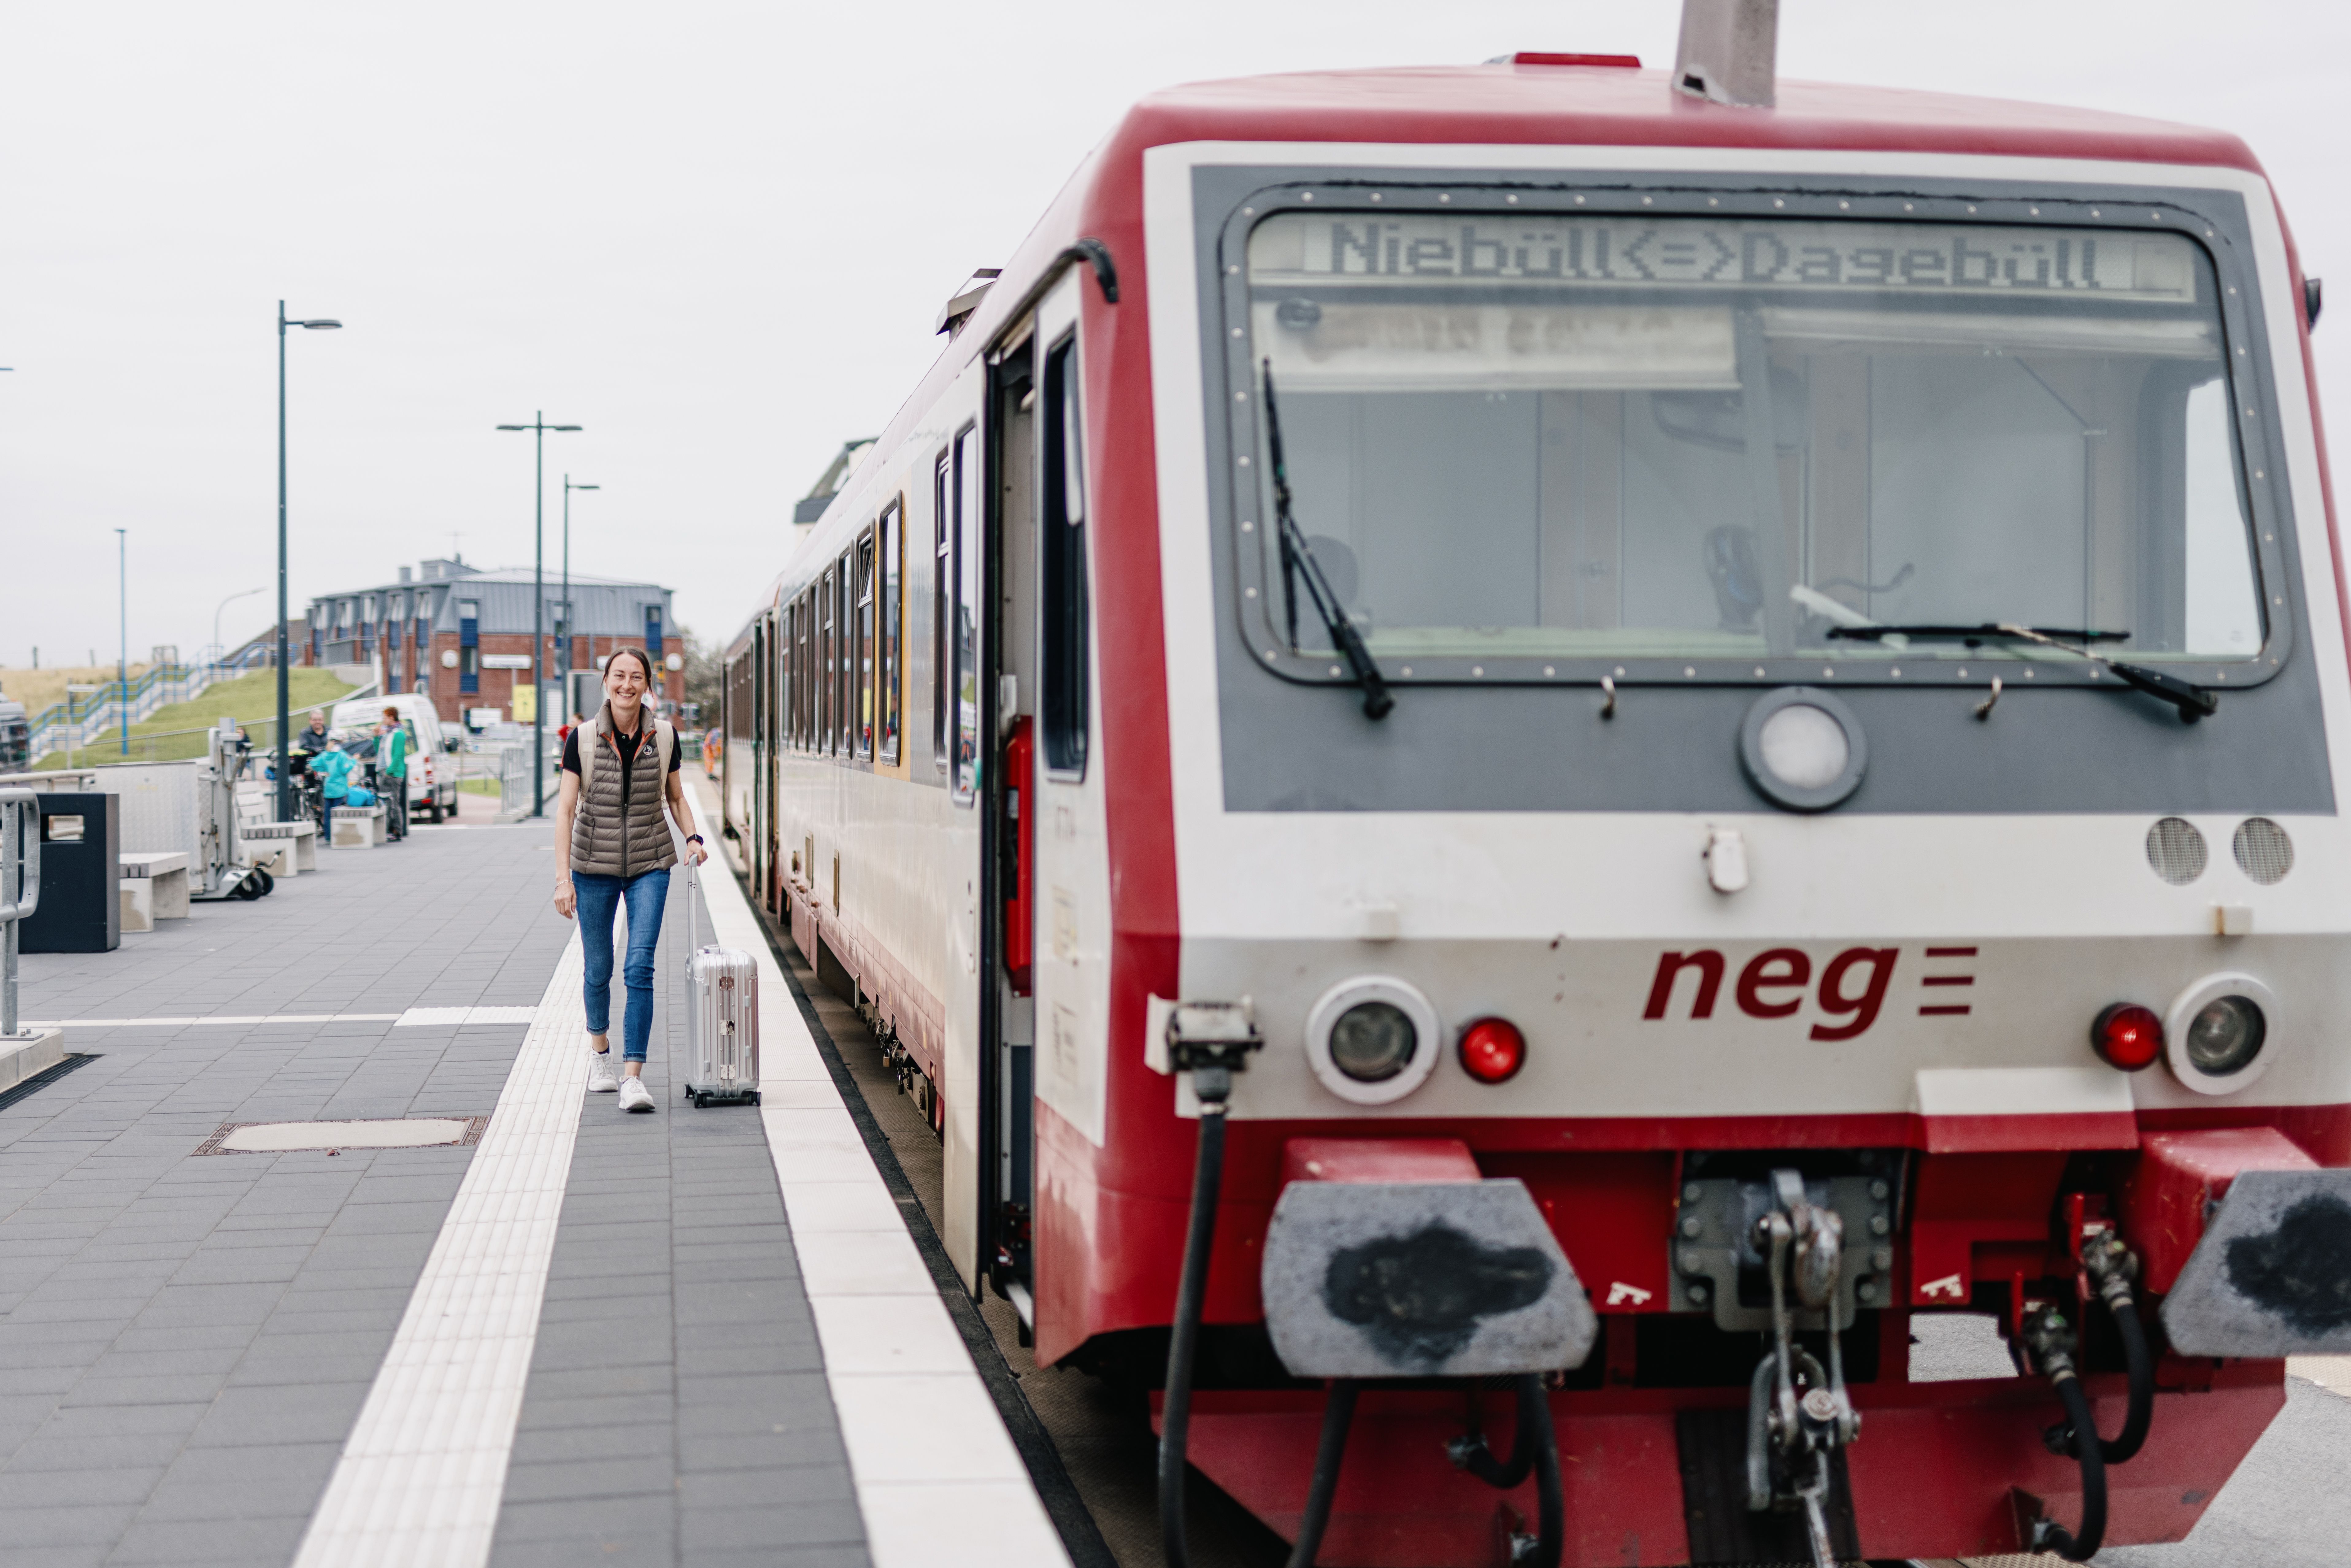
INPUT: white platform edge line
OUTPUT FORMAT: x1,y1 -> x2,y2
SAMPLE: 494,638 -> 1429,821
288,933 -> 589,1568
683,789 -> 1070,1568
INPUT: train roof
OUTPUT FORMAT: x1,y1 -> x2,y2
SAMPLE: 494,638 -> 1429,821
1102,60 -> 2262,172
730,60 -> 2272,646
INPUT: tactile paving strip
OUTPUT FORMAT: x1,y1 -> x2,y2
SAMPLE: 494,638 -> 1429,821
289,937 -> 587,1568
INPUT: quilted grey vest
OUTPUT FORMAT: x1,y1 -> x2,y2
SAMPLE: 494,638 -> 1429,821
570,704 -> 678,879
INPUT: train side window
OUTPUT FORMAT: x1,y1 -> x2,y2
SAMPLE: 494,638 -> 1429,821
952,424 -> 982,804
818,571 -> 834,754
933,450 -> 953,773
855,531 -> 876,758
1039,335 -> 1090,778
879,501 -> 902,764
837,555 -> 856,755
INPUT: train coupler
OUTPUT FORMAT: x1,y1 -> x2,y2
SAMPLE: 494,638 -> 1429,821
1743,1170 -> 1861,1568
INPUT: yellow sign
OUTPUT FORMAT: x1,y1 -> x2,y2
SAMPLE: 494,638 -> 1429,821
511,682 -> 536,724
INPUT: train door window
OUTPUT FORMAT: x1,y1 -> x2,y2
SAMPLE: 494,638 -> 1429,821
952,424 -> 983,804
879,501 -> 902,763
855,531 -> 876,758
1039,335 -> 1090,778
933,451 -> 953,773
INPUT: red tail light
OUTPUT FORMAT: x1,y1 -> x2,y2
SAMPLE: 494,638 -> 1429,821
1458,1018 -> 1526,1084
2093,1003 -> 2164,1071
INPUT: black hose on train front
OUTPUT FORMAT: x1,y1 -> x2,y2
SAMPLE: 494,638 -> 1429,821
1448,1376 -> 1565,1568
1159,1061 -> 1234,1568
2022,1305 -> 2108,1562
2052,1232 -> 2155,1466
1286,1381 -> 1359,1568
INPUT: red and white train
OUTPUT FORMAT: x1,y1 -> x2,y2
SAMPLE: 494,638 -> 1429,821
725,11 -> 2351,1563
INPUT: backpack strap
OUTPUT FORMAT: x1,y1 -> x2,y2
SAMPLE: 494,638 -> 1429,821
656,718 -> 675,783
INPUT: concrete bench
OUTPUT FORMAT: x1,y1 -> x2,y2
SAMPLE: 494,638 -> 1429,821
330,805 -> 386,849
120,850 -> 191,933
244,820 -> 318,874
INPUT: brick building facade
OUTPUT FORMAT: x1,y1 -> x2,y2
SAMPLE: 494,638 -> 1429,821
301,558 -> 682,725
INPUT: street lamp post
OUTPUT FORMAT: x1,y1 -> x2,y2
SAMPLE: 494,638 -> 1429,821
115,530 -> 128,755
276,303 -> 343,822
495,413 -> 582,817
213,586 -> 265,668
561,476 -> 599,711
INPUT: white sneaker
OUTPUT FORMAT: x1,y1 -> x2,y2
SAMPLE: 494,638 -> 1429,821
617,1076 -> 654,1113
587,1052 -> 619,1093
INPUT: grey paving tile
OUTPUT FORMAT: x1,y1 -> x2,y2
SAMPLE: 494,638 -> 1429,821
506,1421 -> 671,1464
680,1499 -> 867,1551
0,1504 -> 142,1548
187,1381 -> 370,1446
0,1465 -> 164,1508
103,1513 -> 310,1563
2,1432 -> 192,1473
499,1456 -> 674,1504
679,1462 -> 855,1508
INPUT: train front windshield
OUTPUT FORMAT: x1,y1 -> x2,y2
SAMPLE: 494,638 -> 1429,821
1241,211 -> 2265,676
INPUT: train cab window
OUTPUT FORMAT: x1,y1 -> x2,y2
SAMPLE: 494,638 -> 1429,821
1235,208 -> 2270,684
1040,335 -> 1090,777
855,532 -> 876,758
952,424 -> 983,803
879,501 -> 902,764
934,451 -> 953,773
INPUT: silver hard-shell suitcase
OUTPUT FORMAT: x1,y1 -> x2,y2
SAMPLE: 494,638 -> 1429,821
681,859 -> 760,1107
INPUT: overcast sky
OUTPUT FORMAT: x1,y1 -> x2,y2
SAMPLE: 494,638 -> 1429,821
3,1 -> 2345,668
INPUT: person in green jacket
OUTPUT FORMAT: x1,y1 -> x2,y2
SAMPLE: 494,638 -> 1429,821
377,707 -> 411,841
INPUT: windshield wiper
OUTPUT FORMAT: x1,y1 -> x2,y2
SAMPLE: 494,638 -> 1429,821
1825,623 -> 2129,645
1260,360 -> 1393,720
1827,622 -> 2216,721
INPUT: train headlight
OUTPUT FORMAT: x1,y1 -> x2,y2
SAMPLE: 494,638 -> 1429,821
2091,1003 -> 2164,1071
1304,977 -> 1442,1105
2164,973 -> 2278,1094
1739,688 -> 1866,812
2185,996 -> 2266,1076
1330,1004 -> 1415,1081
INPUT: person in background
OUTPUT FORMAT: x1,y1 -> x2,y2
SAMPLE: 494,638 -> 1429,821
550,648 -> 706,1113
291,708 -> 331,755
377,707 -> 410,841
700,727 -> 720,775
311,736 -> 357,810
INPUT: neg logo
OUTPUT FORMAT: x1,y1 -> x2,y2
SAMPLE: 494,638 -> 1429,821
1642,948 -> 1900,1041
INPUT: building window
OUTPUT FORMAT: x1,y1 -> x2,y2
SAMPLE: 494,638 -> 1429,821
878,500 -> 901,764
645,604 -> 664,657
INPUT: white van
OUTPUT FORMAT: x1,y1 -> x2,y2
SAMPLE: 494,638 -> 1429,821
328,693 -> 460,822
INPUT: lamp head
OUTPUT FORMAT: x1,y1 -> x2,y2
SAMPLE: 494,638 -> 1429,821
298,320 -> 342,330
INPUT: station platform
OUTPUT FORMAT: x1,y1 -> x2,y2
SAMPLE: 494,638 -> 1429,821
0,783 -> 1068,1568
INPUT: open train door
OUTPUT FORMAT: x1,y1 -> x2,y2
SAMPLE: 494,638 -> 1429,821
977,267 -> 1100,1334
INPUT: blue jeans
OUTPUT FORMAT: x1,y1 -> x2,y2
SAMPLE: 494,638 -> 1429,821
576,868 -> 670,1061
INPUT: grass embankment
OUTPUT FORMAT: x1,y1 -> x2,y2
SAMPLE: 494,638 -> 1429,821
36,669 -> 356,768
0,665 -> 154,719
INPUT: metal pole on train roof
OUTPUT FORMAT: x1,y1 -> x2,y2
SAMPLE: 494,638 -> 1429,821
496,414 -> 581,817
276,303 -> 342,822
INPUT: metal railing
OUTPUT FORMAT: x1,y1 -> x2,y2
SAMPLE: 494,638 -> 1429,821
1,790 -> 40,1040
26,662 -> 234,759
